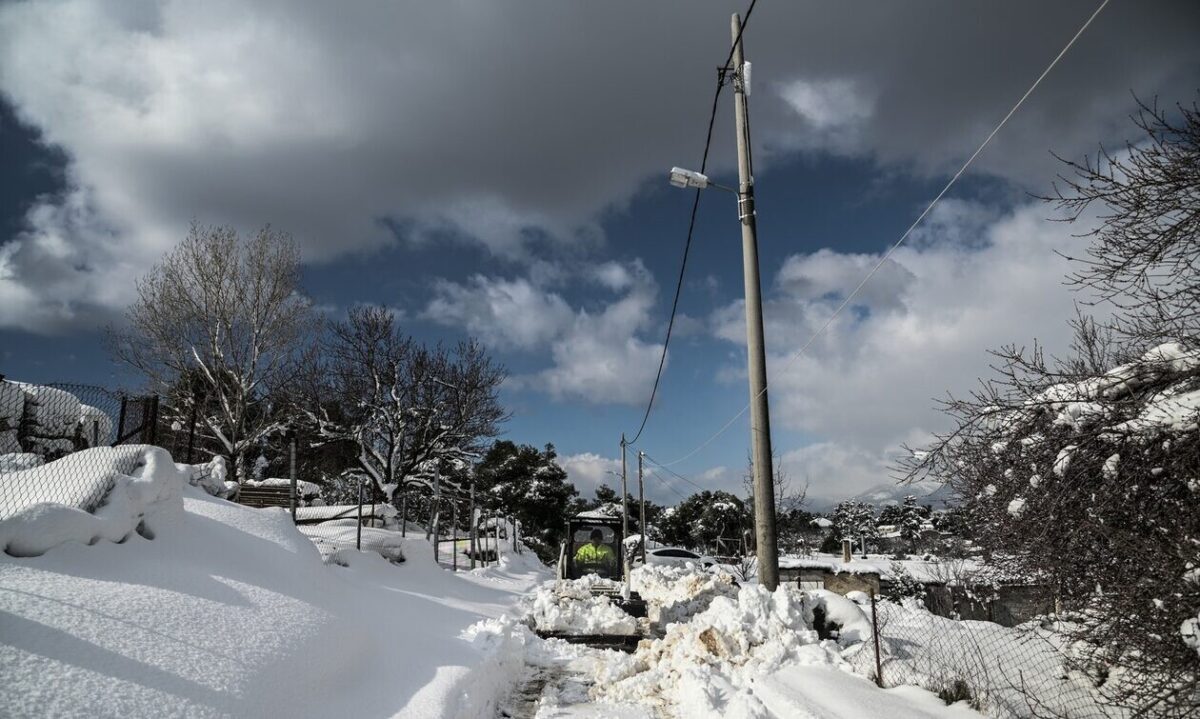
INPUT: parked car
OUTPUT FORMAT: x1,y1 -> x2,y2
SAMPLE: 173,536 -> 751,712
637,546 -> 717,568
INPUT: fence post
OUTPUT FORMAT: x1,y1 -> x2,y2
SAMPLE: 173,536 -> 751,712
433,496 -> 440,565
512,516 -> 517,553
356,475 -> 364,551
451,499 -> 458,572
288,428 -> 297,523
115,397 -> 128,446
400,482 -> 407,538
186,390 -> 199,463
145,396 -> 160,445
871,592 -> 884,687
92,418 -> 100,447
469,481 -> 477,570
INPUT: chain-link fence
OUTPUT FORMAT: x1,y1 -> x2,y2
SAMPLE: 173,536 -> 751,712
0,379 -> 161,523
2,377 -> 518,571
844,594 -> 1128,719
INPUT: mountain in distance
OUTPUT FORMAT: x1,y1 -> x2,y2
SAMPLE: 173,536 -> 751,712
806,479 -> 956,513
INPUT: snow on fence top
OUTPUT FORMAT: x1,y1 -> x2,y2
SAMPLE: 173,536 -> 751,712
293,503 -> 397,523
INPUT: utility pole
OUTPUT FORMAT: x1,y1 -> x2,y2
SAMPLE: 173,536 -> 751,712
731,12 -> 779,591
620,435 -> 629,540
637,450 -> 647,565
620,434 -> 629,576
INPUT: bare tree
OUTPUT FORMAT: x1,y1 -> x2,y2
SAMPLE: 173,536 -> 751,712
110,224 -> 314,480
903,97 -> 1200,717
302,305 -> 506,506
1049,96 -> 1200,347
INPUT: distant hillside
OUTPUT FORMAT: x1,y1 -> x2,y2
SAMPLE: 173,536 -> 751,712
808,480 -> 956,513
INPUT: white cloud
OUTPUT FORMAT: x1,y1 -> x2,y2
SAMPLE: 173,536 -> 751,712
710,200 -> 1112,500
424,276 -> 574,351
426,259 -> 664,405
560,452 -> 622,498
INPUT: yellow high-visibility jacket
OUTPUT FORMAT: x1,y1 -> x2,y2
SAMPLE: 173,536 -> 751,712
574,542 -> 615,567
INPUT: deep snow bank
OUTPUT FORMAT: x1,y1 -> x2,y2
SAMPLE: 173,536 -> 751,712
631,563 -> 740,628
0,446 -> 191,556
0,447 -> 547,718
593,585 -> 841,716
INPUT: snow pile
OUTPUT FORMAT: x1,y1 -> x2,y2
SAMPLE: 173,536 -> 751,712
806,589 -> 872,645
0,446 -> 185,556
0,448 -> 547,718
298,523 -> 407,564
593,585 -> 843,717
631,563 -> 739,628
525,577 -> 639,636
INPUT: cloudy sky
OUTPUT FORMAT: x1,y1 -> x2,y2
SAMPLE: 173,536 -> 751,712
2,0 -> 1197,504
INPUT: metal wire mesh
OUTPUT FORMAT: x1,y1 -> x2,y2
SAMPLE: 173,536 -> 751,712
0,380 -> 158,524
847,597 -> 1128,719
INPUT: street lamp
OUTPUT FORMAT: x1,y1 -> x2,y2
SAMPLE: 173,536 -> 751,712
669,167 -> 736,193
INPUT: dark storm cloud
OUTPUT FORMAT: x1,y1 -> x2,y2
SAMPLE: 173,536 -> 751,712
0,0 -> 1196,330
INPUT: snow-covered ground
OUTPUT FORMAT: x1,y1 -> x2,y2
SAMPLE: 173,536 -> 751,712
0,446 -> 550,718
501,562 -> 984,719
0,444 -> 1081,718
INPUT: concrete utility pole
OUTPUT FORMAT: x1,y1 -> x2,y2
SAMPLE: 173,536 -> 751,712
637,450 -> 647,564
731,12 -> 780,591
620,435 -> 629,539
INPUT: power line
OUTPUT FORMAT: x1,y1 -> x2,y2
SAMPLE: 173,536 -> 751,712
656,0 -> 1111,467
643,469 -> 689,501
644,454 -> 707,492
626,0 -> 759,446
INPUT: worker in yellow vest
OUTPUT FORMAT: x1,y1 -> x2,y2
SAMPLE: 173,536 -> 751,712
574,528 -> 616,576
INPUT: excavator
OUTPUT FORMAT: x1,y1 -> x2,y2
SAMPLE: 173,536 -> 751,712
544,512 -> 647,648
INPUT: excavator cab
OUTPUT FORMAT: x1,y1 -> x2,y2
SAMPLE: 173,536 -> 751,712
556,512 -> 646,618
560,517 -> 624,581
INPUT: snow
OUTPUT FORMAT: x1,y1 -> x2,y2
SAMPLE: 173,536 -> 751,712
781,553 -> 981,585
806,589 -> 872,645
586,583 -> 978,719
525,576 -> 639,636
293,503 -> 397,523
78,403 -> 113,445
1006,497 -> 1026,517
297,522 -> 408,563
1101,453 -> 1120,480
0,445 -> 163,531
0,446 -> 550,718
631,563 -> 739,628
0,453 -> 41,473
242,476 -> 321,498
1052,444 -> 1076,477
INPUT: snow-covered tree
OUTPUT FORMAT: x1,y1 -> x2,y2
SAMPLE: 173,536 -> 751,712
832,501 -> 877,553
905,99 -> 1200,716
302,305 -> 505,502
898,495 -> 927,552
111,224 -> 314,480
474,441 -> 578,561
660,491 -> 747,554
